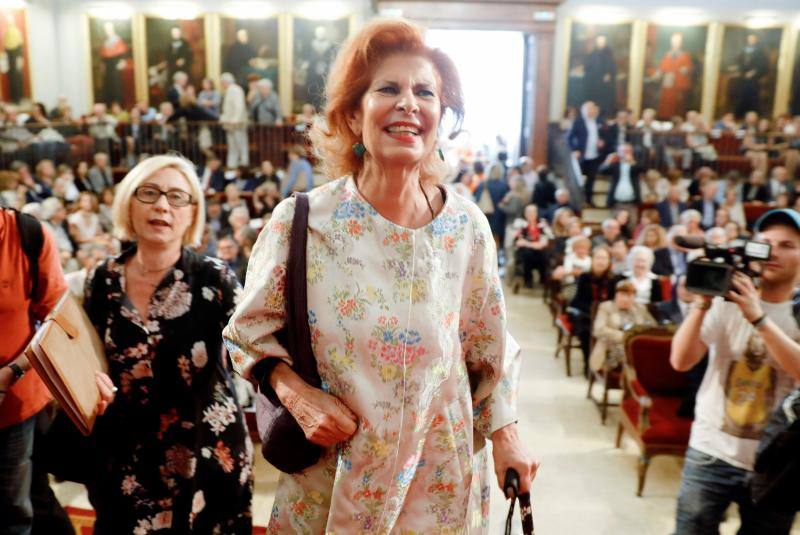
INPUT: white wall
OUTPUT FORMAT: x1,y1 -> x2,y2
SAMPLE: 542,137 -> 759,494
29,0 -> 372,111
549,0 -> 800,119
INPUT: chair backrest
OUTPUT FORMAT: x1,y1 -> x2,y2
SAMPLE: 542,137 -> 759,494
624,325 -> 688,396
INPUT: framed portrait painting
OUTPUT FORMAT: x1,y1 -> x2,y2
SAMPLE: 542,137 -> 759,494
144,16 -> 207,105
716,26 -> 783,119
641,24 -> 708,120
291,16 -> 349,113
88,18 -> 136,108
790,31 -> 800,116
220,16 -> 280,92
0,9 -> 31,103
565,21 -> 633,118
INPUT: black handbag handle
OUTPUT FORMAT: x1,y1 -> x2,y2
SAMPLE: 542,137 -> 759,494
284,192 -> 320,387
504,468 -> 534,535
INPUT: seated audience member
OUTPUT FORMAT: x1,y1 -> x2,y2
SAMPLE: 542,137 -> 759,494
741,117 -> 770,175
569,246 -> 620,374
251,160 -> 281,192
657,184 -> 687,229
768,166 -> 793,203
40,196 -> 76,270
625,245 -> 663,305
604,109 -> 632,153
589,280 -> 655,373
552,235 -> 592,301
98,187 -> 115,232
198,155 -> 225,193
227,205 -> 251,239
251,181 -> 281,217
513,204 -> 549,289
531,167 -> 556,212
609,239 -> 629,275
773,192 -> 791,208
550,206 -> 575,247
689,179 -> 719,230
633,208 -> 660,240
222,182 -> 249,214
614,208 -> 633,240
741,169 -> 771,204
544,187 -> 578,222
206,198 -> 230,238
74,161 -> 93,193
592,217 -> 624,248
680,209 -> 705,238
713,112 -> 738,132
88,152 -> 114,193
705,226 -> 727,247
562,217 -> 588,256
683,115 -> 717,169
53,164 -> 79,203
282,144 -> 313,198
721,186 -> 747,228
234,225 -> 258,258
68,191 -> 102,245
216,234 -> 248,284
600,142 -> 642,212
724,220 -> 746,241
65,242 -> 114,301
0,170 -> 22,208
86,103 -> 120,154
635,224 -> 670,275
34,159 -> 56,190
169,88 -> 219,122
714,207 -> 731,229
13,161 -> 51,203
687,166 -> 716,198
640,169 -> 669,203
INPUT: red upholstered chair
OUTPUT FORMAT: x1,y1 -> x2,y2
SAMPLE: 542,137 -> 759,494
616,325 -> 693,496
744,203 -> 771,229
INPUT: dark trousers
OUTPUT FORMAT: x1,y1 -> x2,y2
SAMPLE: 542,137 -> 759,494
31,410 -> 74,535
580,157 -> 602,204
0,415 -> 36,535
515,247 -> 548,285
675,447 -> 796,534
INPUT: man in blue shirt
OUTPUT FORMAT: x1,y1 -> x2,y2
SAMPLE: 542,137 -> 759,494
282,145 -> 313,198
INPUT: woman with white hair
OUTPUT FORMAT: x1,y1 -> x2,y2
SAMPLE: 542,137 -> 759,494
625,244 -> 664,305
679,208 -> 705,238
82,155 -> 253,533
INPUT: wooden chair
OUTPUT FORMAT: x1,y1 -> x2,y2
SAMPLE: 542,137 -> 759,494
744,203 -> 771,230
615,325 -> 693,497
587,357 -> 621,425
554,306 -> 582,376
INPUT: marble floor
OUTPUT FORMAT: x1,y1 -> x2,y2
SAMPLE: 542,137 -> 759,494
53,289 -> 800,534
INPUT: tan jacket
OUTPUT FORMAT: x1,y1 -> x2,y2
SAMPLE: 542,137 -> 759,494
589,300 -> 655,371
220,83 -> 248,129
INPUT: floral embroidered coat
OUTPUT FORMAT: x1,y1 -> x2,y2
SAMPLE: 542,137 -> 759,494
85,247 -> 253,534
224,177 -> 520,534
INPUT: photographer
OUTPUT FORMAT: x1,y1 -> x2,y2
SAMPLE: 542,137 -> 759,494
670,209 -> 800,534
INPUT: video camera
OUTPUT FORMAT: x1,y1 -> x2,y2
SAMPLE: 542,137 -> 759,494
676,236 -> 771,297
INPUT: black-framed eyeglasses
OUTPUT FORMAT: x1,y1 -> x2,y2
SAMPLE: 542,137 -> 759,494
134,185 -> 194,207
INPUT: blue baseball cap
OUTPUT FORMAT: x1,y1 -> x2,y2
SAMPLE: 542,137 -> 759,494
754,208 -> 800,233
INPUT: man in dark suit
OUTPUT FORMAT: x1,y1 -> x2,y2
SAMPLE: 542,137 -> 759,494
741,170 -> 771,204
166,71 -> 188,111
600,142 -> 642,212
567,101 -> 606,207
544,188 -> 581,223
657,184 -> 687,228
689,179 -> 719,230
603,109 -> 632,154
197,156 -> 226,194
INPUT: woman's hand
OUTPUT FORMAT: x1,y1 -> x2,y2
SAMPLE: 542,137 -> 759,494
95,371 -> 116,415
271,362 -> 358,447
491,423 -> 539,494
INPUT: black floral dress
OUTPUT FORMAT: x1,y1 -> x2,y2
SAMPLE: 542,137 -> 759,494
84,246 -> 253,534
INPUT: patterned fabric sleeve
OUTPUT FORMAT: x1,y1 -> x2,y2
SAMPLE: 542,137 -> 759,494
222,196 -> 296,378
461,210 -> 518,438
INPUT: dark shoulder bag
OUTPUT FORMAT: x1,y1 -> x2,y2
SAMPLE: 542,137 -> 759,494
254,192 -> 323,473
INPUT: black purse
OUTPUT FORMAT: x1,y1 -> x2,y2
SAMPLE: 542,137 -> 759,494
254,192 -> 324,473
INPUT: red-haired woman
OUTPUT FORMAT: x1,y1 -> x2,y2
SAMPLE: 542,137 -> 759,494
224,18 -> 537,534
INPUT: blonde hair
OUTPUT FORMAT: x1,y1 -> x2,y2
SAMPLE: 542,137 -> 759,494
636,223 -> 667,248
112,154 -> 205,246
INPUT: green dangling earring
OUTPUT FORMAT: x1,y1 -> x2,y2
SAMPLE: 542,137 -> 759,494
437,148 -> 445,161
352,142 -> 366,157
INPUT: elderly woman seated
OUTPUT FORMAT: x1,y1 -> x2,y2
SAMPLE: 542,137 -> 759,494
636,223 -> 672,276
551,235 -> 592,301
589,280 -> 656,373
624,245 -> 664,305
512,203 -> 550,289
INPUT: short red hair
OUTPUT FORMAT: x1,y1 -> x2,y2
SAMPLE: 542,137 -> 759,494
309,19 -> 464,183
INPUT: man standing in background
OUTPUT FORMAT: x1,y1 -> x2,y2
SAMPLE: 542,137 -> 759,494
219,72 -> 249,169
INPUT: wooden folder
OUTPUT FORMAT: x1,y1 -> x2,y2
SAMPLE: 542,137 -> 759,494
25,290 -> 108,435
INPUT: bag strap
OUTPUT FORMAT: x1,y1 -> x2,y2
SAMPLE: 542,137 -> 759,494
284,192 -> 320,387
15,209 -> 44,300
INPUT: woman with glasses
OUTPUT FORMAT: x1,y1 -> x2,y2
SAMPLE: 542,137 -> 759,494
82,155 -> 253,533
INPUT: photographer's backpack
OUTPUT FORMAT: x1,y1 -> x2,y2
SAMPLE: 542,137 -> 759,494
750,299 -> 800,514
12,208 -> 44,299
